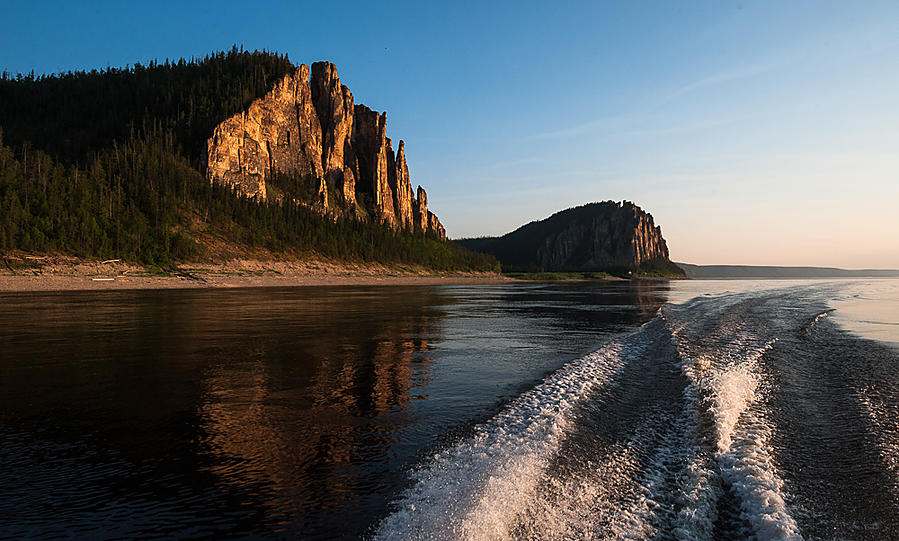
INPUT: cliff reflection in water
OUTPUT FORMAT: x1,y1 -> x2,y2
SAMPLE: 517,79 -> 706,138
0,281 -> 669,539
194,287 -> 443,524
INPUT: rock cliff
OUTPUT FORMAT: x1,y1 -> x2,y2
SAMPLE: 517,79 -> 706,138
310,62 -> 356,207
207,64 -> 325,203
457,201 -> 678,273
391,141 -> 414,230
207,62 -> 445,240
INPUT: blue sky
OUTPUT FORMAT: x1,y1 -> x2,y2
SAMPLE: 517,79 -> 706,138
2,1 -> 898,267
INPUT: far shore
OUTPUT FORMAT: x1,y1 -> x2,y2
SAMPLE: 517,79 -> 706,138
0,255 -> 681,293
0,273 -> 516,292
0,255 -> 514,293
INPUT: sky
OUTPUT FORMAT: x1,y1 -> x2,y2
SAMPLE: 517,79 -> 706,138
1,0 -> 898,268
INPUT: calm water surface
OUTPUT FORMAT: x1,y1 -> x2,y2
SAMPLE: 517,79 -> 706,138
0,282 -> 666,539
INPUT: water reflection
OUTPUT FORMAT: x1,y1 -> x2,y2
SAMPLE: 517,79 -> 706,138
193,288 -> 444,530
0,281 -> 669,539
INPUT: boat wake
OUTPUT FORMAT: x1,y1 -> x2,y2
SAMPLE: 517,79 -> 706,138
374,286 -> 899,540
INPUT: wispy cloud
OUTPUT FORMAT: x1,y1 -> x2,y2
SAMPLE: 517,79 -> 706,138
481,156 -> 548,171
522,52 -> 802,143
656,59 -> 787,106
518,116 -> 623,142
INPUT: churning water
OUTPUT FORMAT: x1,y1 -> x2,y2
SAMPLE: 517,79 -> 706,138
377,280 -> 899,541
1,280 -> 897,539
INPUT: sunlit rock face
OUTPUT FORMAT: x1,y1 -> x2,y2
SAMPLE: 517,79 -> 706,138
206,64 -> 325,203
352,104 -> 396,226
207,62 -> 445,238
311,62 -> 357,208
427,211 -> 446,242
414,186 -> 429,234
391,141 -> 414,231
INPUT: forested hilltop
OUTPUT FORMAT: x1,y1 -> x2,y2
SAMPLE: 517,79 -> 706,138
0,48 -> 497,271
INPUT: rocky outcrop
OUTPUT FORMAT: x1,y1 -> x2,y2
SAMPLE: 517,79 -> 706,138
391,141 -> 414,230
414,186 -> 428,233
310,62 -> 356,207
457,201 -> 675,272
207,62 -> 445,238
532,202 -> 668,269
410,185 -> 444,240
207,64 -> 325,204
352,105 -> 396,226
427,211 -> 446,241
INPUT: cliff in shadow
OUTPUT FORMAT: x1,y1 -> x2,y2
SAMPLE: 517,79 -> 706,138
459,201 -> 684,276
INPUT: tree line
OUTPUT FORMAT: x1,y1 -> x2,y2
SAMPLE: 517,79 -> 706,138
0,48 -> 499,271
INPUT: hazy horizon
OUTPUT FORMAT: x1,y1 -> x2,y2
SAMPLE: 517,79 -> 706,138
2,0 -> 897,268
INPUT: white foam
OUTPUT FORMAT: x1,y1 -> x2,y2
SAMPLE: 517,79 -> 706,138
377,294 -> 808,540
670,306 -> 803,541
373,335 -> 642,540
511,441 -> 648,540
507,409 -> 714,540
708,348 -> 764,453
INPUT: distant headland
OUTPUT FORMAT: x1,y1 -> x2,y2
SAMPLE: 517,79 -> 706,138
458,201 -> 685,278
677,264 -> 899,279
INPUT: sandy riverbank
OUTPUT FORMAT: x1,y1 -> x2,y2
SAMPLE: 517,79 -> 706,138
0,255 -> 511,292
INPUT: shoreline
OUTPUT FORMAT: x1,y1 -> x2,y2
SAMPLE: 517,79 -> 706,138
0,273 -> 514,292
0,256 -> 513,292
0,255 -> 686,293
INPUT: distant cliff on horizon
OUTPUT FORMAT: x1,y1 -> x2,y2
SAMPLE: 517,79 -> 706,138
458,201 -> 684,275
677,263 -> 899,279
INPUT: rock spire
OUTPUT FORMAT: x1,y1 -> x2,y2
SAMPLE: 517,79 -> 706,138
207,62 -> 445,240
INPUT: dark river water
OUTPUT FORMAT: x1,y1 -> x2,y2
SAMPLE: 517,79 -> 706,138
2,280 -> 897,540
0,282 -> 665,539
